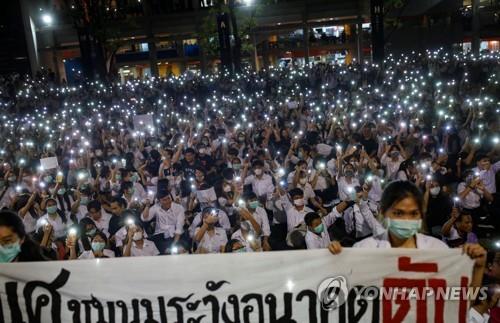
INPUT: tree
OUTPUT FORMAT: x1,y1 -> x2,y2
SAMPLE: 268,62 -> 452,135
198,0 -> 264,73
63,0 -> 137,80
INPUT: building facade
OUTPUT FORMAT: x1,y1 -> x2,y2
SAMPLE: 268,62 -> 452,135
19,0 -> 500,82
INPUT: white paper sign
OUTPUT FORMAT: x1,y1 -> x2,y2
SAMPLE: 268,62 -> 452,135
196,186 -> 217,203
40,157 -> 58,170
0,249 -> 473,322
133,114 -> 154,131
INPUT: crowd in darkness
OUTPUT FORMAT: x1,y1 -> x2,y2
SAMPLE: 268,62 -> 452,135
0,50 -> 499,319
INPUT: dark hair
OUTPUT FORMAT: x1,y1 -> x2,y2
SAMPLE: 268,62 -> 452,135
289,188 -> 304,199
224,239 -> 242,253
252,160 -> 264,168
304,212 -> 320,226
380,181 -> 424,216
243,192 -> 257,201
87,200 -> 101,212
110,196 -> 127,209
0,210 -> 46,262
475,154 -> 489,163
184,148 -> 195,155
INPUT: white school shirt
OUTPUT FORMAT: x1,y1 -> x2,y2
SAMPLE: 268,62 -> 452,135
381,153 -> 405,180
305,211 -> 340,249
36,213 -> 73,239
142,203 -> 185,238
457,183 -> 482,209
337,176 -> 360,201
279,195 -> 313,232
472,161 -> 500,193
130,240 -> 160,257
231,229 -> 260,252
296,183 -> 316,201
78,249 -> 115,259
87,211 -> 112,237
195,227 -> 228,253
467,307 -> 490,323
353,232 -> 449,249
188,209 -> 231,238
249,206 -> 271,237
368,175 -> 383,202
244,174 -> 275,200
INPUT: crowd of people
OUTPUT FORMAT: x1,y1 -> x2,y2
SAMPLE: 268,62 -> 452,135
0,49 -> 499,317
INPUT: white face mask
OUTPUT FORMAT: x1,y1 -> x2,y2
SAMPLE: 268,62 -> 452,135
430,187 -> 440,196
133,232 -> 143,241
254,169 -> 263,176
293,198 -> 305,206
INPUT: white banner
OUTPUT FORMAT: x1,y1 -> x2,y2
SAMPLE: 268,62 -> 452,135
0,249 -> 474,323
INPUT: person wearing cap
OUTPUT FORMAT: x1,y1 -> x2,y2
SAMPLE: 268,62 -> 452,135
142,191 -> 185,254
194,208 -> 227,254
123,222 -> 159,257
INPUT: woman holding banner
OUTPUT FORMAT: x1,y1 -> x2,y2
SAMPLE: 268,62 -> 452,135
0,210 -> 47,262
328,181 -> 487,289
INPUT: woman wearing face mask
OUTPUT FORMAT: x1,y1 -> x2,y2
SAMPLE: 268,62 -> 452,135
194,210 -> 227,254
329,181 -> 487,290
69,231 -> 115,259
0,210 -> 47,263
123,223 -> 159,257
37,197 -> 73,240
423,179 -> 453,237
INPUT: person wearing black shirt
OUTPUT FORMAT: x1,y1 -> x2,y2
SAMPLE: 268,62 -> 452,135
108,197 -> 127,237
360,124 -> 378,157
424,179 -> 453,237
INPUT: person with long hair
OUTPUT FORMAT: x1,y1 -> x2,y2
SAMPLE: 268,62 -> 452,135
0,210 -> 47,262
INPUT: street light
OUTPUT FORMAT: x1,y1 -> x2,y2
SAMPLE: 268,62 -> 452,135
41,13 -> 53,26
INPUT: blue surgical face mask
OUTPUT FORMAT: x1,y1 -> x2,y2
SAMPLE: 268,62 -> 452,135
91,242 -> 105,252
0,241 -> 21,263
234,247 -> 246,253
44,175 -> 53,183
313,223 -> 324,234
384,218 -> 421,240
46,205 -> 58,215
57,188 -> 66,195
248,201 -> 259,209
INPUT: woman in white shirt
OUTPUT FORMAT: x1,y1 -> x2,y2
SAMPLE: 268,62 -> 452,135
380,144 -> 407,180
194,210 -> 228,254
329,181 -> 487,290
123,224 -> 159,257
68,231 -> 115,259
